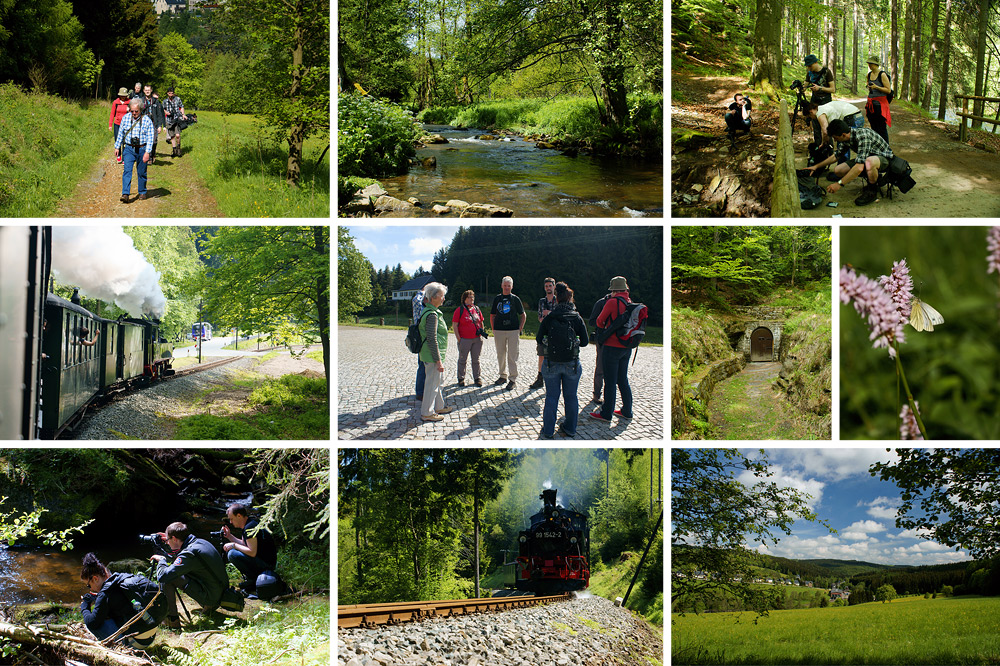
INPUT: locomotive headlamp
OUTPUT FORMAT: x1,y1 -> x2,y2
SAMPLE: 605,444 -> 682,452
551,511 -> 559,517
570,537 -> 578,544
519,535 -> 526,543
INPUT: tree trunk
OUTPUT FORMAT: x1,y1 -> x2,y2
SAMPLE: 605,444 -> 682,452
355,500 -> 363,587
827,0 -> 838,79
891,0 -> 900,95
852,0 -> 859,93
909,0 -> 923,103
937,0 -> 952,119
315,226 -> 330,389
0,621 -> 151,666
285,20 -> 305,187
902,0 -> 913,99
922,0 -> 942,110
972,0 -> 990,129
750,0 -> 785,100
841,7 -> 847,76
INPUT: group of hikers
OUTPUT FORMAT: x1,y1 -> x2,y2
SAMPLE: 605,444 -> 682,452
79,504 -> 282,650
108,81 -> 190,204
724,53 -> 908,207
410,275 -> 648,438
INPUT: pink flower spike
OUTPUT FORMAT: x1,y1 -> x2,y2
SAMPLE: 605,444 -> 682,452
900,402 -> 923,440
841,265 -> 905,358
987,227 -> 1000,275
878,258 -> 914,322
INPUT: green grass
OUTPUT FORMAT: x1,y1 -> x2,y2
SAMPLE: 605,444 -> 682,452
672,595 -> 1000,665
185,110 -> 329,217
0,84 -> 111,216
590,552 -> 663,626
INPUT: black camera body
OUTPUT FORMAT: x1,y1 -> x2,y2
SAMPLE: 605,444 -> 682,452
139,532 -> 172,558
477,327 -> 489,339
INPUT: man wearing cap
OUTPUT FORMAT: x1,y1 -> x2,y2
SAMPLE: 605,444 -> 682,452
804,118 -> 894,206
114,97 -> 155,204
141,84 -> 166,165
109,88 -> 131,161
589,276 -> 634,424
865,56 -> 892,144
162,86 -> 188,157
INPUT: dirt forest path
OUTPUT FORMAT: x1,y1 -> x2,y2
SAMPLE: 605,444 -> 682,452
54,137 -> 224,217
672,71 -> 1000,217
709,362 -> 824,439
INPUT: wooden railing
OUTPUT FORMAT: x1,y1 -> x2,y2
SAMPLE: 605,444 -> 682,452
771,99 -> 800,218
955,94 -> 1000,142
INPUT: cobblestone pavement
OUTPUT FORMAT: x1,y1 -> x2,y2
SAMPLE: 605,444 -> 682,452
337,326 -> 663,440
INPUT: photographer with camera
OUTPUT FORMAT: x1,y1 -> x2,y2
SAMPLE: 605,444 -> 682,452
113,97 -> 155,204
80,552 -> 166,648
804,118 -> 895,206
529,278 -> 558,391
149,522 -> 229,629
451,289 -> 486,388
724,93 -> 753,147
162,86 -> 188,158
220,504 -> 278,598
804,55 -> 836,147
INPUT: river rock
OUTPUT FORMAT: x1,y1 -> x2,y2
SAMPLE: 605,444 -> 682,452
708,175 -> 722,193
407,197 -> 422,206
445,199 -> 470,209
477,134 -> 496,140
460,203 -> 514,217
691,184 -> 703,192
727,180 -> 741,196
359,183 -> 387,199
536,142 -> 555,149
432,204 -> 451,215
374,195 -> 414,213
422,134 -> 449,144
421,156 -> 437,167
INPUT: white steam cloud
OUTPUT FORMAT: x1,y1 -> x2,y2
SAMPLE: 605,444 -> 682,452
52,226 -> 167,318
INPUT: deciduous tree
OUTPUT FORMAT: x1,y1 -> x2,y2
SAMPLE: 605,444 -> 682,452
338,228 -> 374,323
875,583 -> 897,602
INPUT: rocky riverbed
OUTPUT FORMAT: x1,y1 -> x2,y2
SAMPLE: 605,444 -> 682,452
337,596 -> 663,666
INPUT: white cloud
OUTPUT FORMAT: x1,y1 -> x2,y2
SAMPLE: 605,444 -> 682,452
400,260 -> 432,274
840,520 -> 887,541
897,527 -> 934,540
749,533 -> 968,565
867,505 -> 898,520
736,465 -> 825,510
353,237 -> 377,254
409,237 -> 447,256
772,449 -> 898,481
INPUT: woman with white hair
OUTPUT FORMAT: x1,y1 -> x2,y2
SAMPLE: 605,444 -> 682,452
417,282 -> 454,421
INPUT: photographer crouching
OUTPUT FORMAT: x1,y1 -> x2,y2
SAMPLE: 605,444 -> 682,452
148,522 -> 231,629
113,97 -> 155,204
219,503 -> 278,599
80,552 -> 166,648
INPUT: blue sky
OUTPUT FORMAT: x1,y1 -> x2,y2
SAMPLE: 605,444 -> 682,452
737,448 -> 970,566
343,225 -> 460,276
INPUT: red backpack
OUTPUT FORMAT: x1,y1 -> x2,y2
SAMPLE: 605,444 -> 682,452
598,297 -> 648,348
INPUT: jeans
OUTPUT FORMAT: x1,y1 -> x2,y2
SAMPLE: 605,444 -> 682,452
121,143 -> 148,196
541,359 -> 582,436
593,343 -> 604,399
416,357 -> 426,397
725,113 -> 752,135
227,548 -> 271,587
86,617 -> 155,648
600,346 -> 633,419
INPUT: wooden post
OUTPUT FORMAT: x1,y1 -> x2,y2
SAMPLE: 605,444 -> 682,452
960,95 -> 969,142
771,99 -> 801,218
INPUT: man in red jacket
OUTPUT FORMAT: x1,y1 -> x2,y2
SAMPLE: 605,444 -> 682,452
590,276 -> 633,423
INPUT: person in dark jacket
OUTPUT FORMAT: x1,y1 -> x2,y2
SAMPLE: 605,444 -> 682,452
535,282 -> 589,438
80,552 -> 163,648
141,84 -> 166,164
221,503 -> 278,596
152,522 -> 227,628
588,291 -> 612,405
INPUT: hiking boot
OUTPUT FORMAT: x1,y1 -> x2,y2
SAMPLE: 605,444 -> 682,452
826,171 -> 840,182
557,423 -> 575,437
436,406 -> 454,415
540,430 -> 555,440
421,413 -> 444,422
529,373 -> 544,390
494,377 -> 506,386
855,183 -> 879,206
505,381 -> 516,391
458,379 -> 465,386
474,378 -> 483,387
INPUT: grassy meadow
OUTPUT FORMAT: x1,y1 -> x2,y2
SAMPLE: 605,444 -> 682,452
185,110 -> 329,217
672,595 -> 1000,665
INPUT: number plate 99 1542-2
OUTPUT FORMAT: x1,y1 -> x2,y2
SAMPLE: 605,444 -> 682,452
535,531 -> 563,538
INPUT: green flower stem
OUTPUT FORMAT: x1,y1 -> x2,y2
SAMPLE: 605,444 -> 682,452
893,346 -> 928,439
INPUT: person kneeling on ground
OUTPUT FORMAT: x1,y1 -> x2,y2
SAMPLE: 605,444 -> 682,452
221,503 -> 278,598
724,94 -> 752,146
536,281 -> 589,438
803,118 -> 894,206
80,552 -> 166,648
151,522 -> 229,629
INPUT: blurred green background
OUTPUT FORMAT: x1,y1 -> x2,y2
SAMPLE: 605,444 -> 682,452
841,226 -> 1000,440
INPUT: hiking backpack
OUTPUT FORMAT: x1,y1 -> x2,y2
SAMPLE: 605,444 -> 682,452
544,316 -> 581,364
797,173 -> 826,209
880,155 -> 915,199
404,321 -> 422,353
597,297 -> 648,349
117,573 -> 168,629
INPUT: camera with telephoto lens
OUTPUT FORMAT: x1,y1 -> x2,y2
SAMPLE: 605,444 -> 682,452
138,532 -> 172,558
209,519 -> 234,539
477,327 -> 488,339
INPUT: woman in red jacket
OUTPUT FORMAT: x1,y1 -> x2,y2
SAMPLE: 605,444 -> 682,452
590,276 -> 633,422
109,88 -> 130,162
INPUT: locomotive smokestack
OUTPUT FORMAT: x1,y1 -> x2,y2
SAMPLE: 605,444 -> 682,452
540,488 -> 557,510
71,288 -> 81,305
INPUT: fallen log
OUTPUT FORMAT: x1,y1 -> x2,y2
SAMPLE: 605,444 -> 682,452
0,621 -> 154,666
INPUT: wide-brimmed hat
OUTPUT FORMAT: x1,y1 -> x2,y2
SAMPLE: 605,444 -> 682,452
804,54 -> 819,66
609,276 -> 629,291
117,87 -> 128,97
866,55 -> 881,66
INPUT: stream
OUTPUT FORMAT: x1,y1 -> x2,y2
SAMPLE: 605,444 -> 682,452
380,124 -> 664,217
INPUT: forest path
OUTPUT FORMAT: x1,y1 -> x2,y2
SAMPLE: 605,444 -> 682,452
709,362 -> 821,439
671,70 -> 1000,217
54,138 -> 224,217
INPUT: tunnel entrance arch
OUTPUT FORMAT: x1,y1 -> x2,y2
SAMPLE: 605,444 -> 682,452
750,327 -> 774,362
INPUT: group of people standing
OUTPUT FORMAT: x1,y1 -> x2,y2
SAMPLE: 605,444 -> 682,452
797,53 -> 897,206
411,276 -> 637,438
107,82 -> 187,203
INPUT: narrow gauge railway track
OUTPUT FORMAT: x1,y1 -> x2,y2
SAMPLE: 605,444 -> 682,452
166,355 -> 245,379
338,594 -> 570,629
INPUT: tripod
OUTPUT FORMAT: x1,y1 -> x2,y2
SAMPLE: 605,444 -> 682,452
790,83 -> 809,129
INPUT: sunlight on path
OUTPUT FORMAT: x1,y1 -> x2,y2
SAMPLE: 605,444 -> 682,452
709,362 -> 820,440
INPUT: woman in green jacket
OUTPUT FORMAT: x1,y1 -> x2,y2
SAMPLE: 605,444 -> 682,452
418,282 -> 454,421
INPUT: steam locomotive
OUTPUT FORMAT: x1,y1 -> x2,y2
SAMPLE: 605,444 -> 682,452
514,488 -> 590,595
1,226 -> 174,440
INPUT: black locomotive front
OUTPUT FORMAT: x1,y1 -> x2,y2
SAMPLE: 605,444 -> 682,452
515,488 -> 590,595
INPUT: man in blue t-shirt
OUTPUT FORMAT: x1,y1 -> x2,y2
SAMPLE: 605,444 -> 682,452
490,276 -> 525,391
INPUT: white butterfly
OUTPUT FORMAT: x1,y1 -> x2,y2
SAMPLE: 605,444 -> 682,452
908,298 -> 944,332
